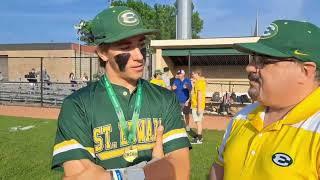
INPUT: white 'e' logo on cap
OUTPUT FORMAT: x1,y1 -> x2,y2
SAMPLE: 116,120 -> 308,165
118,10 -> 139,26
261,23 -> 279,39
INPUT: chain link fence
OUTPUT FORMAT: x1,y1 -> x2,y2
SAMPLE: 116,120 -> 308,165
0,56 -> 101,107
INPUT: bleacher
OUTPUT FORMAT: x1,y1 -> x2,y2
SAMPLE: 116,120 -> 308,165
0,82 -> 85,106
205,91 -> 252,115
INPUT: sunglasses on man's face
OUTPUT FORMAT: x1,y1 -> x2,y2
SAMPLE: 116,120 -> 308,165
249,55 -> 294,68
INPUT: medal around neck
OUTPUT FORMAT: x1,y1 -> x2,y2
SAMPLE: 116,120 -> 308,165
103,75 -> 142,162
123,146 -> 139,163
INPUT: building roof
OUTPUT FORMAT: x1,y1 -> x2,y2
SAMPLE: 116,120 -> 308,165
151,37 -> 260,49
0,43 -> 96,53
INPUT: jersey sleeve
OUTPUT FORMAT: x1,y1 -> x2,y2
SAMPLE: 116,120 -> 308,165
162,92 -> 191,154
51,96 -> 95,171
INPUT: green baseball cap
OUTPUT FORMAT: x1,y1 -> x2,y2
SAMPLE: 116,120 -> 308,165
154,69 -> 163,75
234,20 -> 320,68
89,6 -> 158,44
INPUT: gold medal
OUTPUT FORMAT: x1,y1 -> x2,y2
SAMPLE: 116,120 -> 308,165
123,146 -> 138,162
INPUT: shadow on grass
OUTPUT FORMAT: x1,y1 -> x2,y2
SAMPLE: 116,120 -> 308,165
187,129 -> 198,138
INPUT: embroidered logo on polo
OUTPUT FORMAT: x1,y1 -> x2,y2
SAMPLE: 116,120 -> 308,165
272,153 -> 293,167
261,23 -> 278,39
118,10 -> 139,26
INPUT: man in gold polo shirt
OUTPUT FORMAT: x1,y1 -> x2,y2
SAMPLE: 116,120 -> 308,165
190,70 -> 206,144
150,70 -> 166,88
210,20 -> 320,180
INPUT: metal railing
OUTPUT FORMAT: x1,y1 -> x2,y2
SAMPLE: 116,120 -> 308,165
0,81 -> 88,107
0,56 -> 101,107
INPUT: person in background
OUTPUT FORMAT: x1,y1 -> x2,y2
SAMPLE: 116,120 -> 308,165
30,68 -> 36,78
190,70 -> 207,144
69,72 -> 77,88
162,67 -> 171,90
0,72 -> 4,81
172,69 -> 192,131
42,69 -> 51,85
69,72 -> 75,81
82,73 -> 89,82
169,73 -> 178,88
150,69 -> 166,87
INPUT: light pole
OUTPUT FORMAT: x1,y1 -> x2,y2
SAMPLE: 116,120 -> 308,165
74,20 -> 85,79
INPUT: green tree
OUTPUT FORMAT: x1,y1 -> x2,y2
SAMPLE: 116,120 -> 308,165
111,0 -> 203,40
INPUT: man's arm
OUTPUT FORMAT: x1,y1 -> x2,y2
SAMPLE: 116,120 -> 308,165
210,163 -> 224,180
144,123 -> 190,180
62,149 -> 190,180
63,159 -> 112,180
62,125 -> 190,180
144,148 -> 190,180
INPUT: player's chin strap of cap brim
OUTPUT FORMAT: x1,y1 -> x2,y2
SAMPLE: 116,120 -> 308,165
108,158 -> 161,180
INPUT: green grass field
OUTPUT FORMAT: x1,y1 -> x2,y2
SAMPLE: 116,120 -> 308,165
0,115 -> 224,180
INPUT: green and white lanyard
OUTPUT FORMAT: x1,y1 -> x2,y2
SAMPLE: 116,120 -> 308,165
103,75 -> 142,145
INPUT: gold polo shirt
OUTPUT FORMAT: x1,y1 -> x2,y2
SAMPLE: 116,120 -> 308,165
216,87 -> 320,180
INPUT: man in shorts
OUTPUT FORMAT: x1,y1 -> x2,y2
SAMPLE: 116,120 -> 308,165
190,70 -> 206,144
172,69 -> 192,131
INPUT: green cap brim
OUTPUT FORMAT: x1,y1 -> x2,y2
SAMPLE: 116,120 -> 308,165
234,42 -> 290,57
96,28 -> 159,44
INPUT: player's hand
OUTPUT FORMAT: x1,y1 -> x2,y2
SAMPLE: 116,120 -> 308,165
172,85 -> 177,90
152,125 -> 164,159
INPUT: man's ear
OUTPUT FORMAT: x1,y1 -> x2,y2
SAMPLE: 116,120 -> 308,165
302,62 -> 317,78
96,49 -> 109,63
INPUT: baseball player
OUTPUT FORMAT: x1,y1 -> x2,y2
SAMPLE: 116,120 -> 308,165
52,6 -> 191,180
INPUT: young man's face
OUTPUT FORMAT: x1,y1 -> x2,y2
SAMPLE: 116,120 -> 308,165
191,72 -> 199,79
104,35 -> 146,81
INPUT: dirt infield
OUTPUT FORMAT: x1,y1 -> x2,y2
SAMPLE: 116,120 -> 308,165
0,105 -> 60,120
0,105 -> 231,130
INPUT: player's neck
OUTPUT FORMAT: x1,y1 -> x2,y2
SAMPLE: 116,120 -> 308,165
105,71 -> 138,93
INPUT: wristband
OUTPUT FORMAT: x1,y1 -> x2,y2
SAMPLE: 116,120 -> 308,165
109,161 -> 147,180
126,168 -> 145,180
112,169 -> 124,180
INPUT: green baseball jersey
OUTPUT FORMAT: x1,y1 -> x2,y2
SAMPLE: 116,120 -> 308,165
52,77 -> 191,170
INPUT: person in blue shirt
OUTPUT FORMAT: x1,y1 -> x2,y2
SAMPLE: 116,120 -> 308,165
172,69 -> 192,131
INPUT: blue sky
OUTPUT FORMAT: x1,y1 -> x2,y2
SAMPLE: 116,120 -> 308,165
1,0 -> 319,44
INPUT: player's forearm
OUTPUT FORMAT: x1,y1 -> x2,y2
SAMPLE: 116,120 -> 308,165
63,159 -> 112,180
144,148 -> 190,180
63,166 -> 112,180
